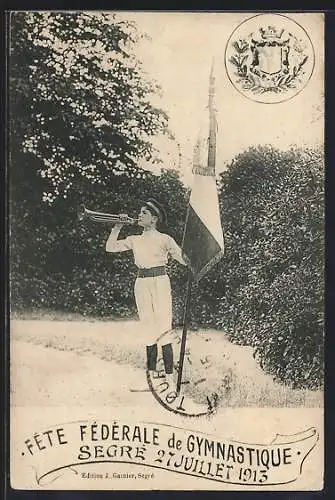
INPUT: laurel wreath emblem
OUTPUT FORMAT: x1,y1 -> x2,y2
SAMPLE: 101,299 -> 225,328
229,38 -> 309,95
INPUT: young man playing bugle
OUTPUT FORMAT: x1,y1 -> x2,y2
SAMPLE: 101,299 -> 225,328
106,198 -> 186,391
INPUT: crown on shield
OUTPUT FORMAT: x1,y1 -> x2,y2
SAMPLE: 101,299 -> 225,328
259,26 -> 285,42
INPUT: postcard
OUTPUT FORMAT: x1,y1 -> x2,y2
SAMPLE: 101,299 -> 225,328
9,11 -> 324,490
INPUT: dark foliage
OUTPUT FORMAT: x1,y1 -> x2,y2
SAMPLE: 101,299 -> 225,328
214,145 -> 324,389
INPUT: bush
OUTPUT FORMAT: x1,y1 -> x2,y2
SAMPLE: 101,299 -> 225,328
214,145 -> 324,389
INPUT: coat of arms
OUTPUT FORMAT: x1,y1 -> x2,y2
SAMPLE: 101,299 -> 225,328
225,15 -> 315,103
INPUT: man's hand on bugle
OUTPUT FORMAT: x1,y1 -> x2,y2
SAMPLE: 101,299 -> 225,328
106,216 -> 132,253
112,214 -> 129,229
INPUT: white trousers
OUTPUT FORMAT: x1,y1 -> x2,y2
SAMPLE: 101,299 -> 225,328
134,275 -> 173,345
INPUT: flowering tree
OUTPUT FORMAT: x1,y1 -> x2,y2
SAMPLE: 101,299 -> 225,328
10,11 -> 168,203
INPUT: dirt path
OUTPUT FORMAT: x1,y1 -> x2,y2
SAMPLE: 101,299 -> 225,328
11,340 -> 149,407
10,319 -> 323,408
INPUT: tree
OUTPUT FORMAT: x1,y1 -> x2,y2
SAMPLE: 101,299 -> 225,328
10,11 -> 168,202
9,11 -> 172,306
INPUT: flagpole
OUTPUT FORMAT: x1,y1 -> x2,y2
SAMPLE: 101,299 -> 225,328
176,270 -> 193,395
176,59 -> 217,396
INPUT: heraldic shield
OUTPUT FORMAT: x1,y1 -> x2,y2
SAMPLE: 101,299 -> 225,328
250,27 -> 290,77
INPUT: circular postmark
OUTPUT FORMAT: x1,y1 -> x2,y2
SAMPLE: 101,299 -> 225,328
147,329 -> 235,418
224,14 -> 315,104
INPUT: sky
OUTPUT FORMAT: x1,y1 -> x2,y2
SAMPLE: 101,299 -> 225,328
118,12 -> 324,181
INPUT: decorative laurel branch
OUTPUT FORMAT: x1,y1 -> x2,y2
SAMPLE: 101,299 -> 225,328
229,40 -> 249,73
229,39 -> 308,95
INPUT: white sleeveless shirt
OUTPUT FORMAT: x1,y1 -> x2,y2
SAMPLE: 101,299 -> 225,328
109,229 -> 185,269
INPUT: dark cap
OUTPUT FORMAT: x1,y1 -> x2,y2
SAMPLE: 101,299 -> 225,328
143,198 -> 167,225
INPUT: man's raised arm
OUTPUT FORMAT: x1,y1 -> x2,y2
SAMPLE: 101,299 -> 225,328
106,224 -> 133,253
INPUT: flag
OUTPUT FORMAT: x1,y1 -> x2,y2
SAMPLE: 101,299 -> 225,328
182,63 -> 225,282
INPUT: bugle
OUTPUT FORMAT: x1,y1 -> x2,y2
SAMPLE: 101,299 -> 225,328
78,205 -> 138,225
